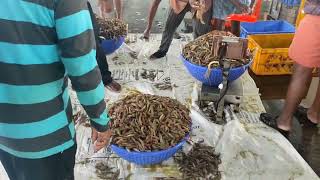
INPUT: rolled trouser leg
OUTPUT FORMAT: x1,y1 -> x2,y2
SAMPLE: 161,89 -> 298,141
158,5 -> 190,53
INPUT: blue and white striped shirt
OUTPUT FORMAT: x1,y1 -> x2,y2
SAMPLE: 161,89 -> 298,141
0,0 -> 110,159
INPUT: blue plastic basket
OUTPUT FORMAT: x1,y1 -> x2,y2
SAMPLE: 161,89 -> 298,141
240,20 -> 295,38
280,0 -> 301,7
181,55 -> 252,87
111,139 -> 187,165
101,36 -> 125,55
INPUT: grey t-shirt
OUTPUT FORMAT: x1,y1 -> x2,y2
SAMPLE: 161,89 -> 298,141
212,0 -> 251,20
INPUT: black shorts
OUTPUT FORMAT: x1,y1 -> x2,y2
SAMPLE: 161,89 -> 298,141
0,145 -> 77,180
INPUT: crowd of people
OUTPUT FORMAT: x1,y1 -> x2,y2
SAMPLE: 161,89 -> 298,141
0,0 -> 319,179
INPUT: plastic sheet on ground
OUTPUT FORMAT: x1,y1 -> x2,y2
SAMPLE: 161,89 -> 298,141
73,34 -> 318,180
1,34 -> 318,180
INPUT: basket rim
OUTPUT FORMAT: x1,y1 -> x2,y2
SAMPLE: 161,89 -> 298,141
180,54 -> 252,71
111,135 -> 189,155
101,36 -> 125,42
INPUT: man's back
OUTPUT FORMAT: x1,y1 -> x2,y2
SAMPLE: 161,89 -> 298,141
0,0 -> 109,159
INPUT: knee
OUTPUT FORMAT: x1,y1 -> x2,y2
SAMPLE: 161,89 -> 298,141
293,63 -> 313,76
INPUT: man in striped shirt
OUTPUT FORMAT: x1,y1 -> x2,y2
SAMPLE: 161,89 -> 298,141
0,0 -> 111,179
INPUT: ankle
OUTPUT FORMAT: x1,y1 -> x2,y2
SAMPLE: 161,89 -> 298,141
277,116 -> 292,130
307,110 -> 319,123
277,124 -> 291,131
144,29 -> 150,34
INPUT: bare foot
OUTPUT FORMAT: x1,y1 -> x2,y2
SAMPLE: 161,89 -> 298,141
105,80 -> 121,93
143,29 -> 150,39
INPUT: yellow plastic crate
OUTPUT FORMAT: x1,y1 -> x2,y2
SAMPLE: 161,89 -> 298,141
296,0 -> 306,27
248,34 -> 295,75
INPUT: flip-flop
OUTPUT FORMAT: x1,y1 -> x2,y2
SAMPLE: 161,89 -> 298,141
294,106 -> 318,127
260,113 -> 290,138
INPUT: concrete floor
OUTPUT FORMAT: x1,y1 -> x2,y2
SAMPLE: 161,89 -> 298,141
263,99 -> 320,176
90,0 -> 188,33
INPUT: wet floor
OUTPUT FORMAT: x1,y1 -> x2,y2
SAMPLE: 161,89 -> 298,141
264,100 -> 320,176
301,127 -> 320,176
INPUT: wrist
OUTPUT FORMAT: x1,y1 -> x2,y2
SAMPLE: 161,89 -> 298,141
91,120 -> 110,132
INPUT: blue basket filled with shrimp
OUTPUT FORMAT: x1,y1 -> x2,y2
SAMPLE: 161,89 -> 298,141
101,37 -> 125,55
97,17 -> 127,55
181,31 -> 252,87
108,91 -> 191,165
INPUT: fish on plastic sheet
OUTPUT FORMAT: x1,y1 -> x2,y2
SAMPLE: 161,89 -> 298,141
215,115 -> 319,180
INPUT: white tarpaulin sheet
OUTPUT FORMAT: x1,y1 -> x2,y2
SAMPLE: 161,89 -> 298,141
1,34 -> 318,180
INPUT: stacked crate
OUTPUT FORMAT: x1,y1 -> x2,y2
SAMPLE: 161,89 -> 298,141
240,20 -> 296,75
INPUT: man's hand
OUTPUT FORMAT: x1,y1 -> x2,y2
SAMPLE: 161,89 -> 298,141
189,0 -> 201,11
91,128 -> 112,152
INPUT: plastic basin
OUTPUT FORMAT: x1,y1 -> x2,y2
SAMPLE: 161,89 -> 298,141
101,36 -> 125,55
240,20 -> 295,38
111,139 -> 187,165
181,55 -> 252,87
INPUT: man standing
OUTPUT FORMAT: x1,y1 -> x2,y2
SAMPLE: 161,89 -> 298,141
143,0 -> 162,39
88,2 -> 122,92
150,0 -> 213,59
142,0 -> 181,40
0,0 -> 111,179
260,0 -> 320,138
98,0 -> 123,19
212,0 -> 252,36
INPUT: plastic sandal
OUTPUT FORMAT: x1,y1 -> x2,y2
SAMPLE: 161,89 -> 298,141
260,113 -> 290,138
294,106 -> 318,127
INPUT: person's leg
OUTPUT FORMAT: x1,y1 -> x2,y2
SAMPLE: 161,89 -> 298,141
96,44 -> 112,85
0,149 -> 17,180
99,0 -> 113,17
96,44 -> 121,92
193,6 -> 213,38
212,19 -> 225,31
57,144 -> 77,180
212,0 -> 227,31
114,0 -> 123,19
307,77 -> 320,123
88,2 -> 121,92
277,63 -> 313,131
150,4 -> 191,59
143,0 -> 162,39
